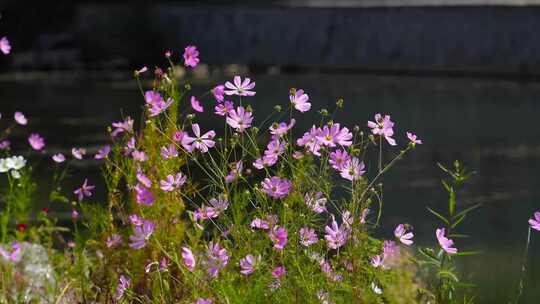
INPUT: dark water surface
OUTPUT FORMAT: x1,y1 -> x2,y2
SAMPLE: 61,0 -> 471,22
1,71 -> 539,303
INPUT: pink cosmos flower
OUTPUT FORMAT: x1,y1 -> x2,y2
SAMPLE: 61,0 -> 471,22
226,106 -> 253,132
269,226 -> 288,250
317,123 -> 353,147
360,208 -> 370,224
173,131 -> 186,142
339,157 -> 365,181
74,179 -> 95,201
195,299 -> 213,304
164,50 -> 172,58
182,124 -> 216,153
14,112 -> 27,125
52,153 -> 66,163
129,220 -> 156,249
71,210 -> 79,220
269,119 -> 295,139
111,117 -> 134,137
329,149 -> 350,171
209,196 -> 229,213
145,90 -> 173,117
161,143 -> 179,159
0,37 -> 11,55
215,100 -> 234,116
135,66 -> 148,75
297,125 -> 322,156
382,240 -> 400,268
224,76 -> 256,96
261,176 -> 292,199
394,224 -> 414,246
129,214 -> 143,226
0,242 -> 21,262
253,155 -> 278,170
436,228 -> 457,254
113,275 -> 130,302
250,218 -> 270,230
191,96 -> 204,112
136,170 -> 152,188
134,183 -> 155,205
239,254 -> 261,275
406,132 -> 423,145
160,172 -> 186,191
204,242 -> 229,278
299,227 -> 318,246
272,266 -> 286,278
194,206 -> 219,221
95,145 -> 111,159
324,215 -> 348,249
183,45 -> 200,68
28,133 -> 45,150
131,150 -> 146,162
290,89 -> 311,112
371,255 -> 383,268
305,192 -> 327,214
529,211 -> 540,231
213,85 -> 225,101
367,113 -> 397,146
72,148 -> 86,159
225,161 -> 243,183
106,234 -> 122,248
181,247 -> 196,271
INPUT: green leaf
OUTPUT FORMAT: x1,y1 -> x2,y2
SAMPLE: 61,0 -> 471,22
451,214 -> 467,229
449,187 -> 455,216
427,207 -> 450,226
438,270 -> 460,282
448,233 -> 470,238
454,203 -> 482,219
453,251 -> 481,256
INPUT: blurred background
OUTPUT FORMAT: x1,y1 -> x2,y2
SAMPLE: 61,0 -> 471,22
1,1 -> 540,302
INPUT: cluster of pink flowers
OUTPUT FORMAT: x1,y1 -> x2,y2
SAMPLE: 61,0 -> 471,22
145,90 -> 173,117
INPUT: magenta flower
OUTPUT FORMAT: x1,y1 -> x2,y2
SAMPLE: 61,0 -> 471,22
134,183 -> 155,206
215,100 -> 234,116
225,161 -> 243,183
28,133 -> 45,150
209,196 -> 229,213
113,275 -> 130,302
264,138 -> 286,159
95,145 -> 111,159
131,150 -> 147,162
182,124 -> 216,153
160,172 -> 186,191
74,179 -> 95,201
129,214 -> 143,226
145,90 -> 173,117
529,211 -> 540,231
367,113 -> 397,146
164,49 -> 172,58
324,215 -> 348,249
129,219 -> 156,249
72,147 -> 86,159
436,228 -> 457,254
173,131 -> 186,142
136,170 -> 152,188
52,153 -> 66,163
226,106 -> 253,132
269,119 -> 295,139
161,143 -> 179,159
191,96 -> 204,112
239,254 -> 261,275
272,266 -> 286,278
14,112 -> 27,125
213,85 -> 225,101
204,242 -> 229,278
195,299 -> 213,304
382,240 -> 400,268
111,117 -> 134,137
0,37 -> 11,55
339,157 -> 365,181
371,255 -> 383,268
0,140 -> 10,150
317,123 -> 353,147
183,45 -> 200,68
290,89 -> 311,112
261,176 -> 292,199
329,149 -> 350,171
106,234 -> 123,248
194,206 -> 218,221
250,218 -> 270,230
406,132 -> 423,145
269,226 -> 288,250
0,242 -> 21,262
181,247 -> 196,272
394,224 -> 414,246
224,76 -> 256,96
305,192 -> 327,214
297,125 -> 322,156
360,208 -> 370,224
299,227 -> 318,246
71,210 -> 79,220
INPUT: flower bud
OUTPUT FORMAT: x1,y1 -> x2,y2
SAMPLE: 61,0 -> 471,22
319,109 -> 328,116
336,98 -> 344,108
274,105 -> 282,112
